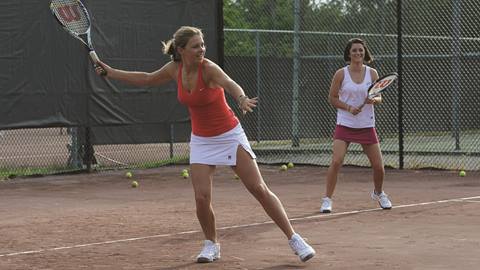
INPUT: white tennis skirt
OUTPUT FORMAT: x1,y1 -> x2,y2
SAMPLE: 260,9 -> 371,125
189,123 -> 256,166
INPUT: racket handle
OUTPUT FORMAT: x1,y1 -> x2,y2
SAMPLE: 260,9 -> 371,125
359,95 -> 378,110
89,51 -> 107,76
89,50 -> 100,63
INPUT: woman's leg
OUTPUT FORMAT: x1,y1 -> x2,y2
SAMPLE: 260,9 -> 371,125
361,143 -> 384,193
325,140 -> 349,198
232,146 -> 294,239
191,164 -> 217,241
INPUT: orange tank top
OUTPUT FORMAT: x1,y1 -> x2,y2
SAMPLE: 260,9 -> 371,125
177,61 -> 239,137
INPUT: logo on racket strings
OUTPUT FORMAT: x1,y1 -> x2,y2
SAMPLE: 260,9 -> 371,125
56,4 -> 81,23
373,79 -> 392,90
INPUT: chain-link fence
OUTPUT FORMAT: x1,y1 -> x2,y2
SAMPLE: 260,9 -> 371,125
1,0 -> 479,179
223,0 -> 480,170
0,127 -> 190,178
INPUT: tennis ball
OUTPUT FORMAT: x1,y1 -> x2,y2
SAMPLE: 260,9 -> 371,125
182,172 -> 189,179
280,164 -> 288,171
125,171 -> 133,178
234,174 -> 240,180
459,170 -> 466,177
182,169 -> 188,175
287,162 -> 294,169
131,180 -> 138,188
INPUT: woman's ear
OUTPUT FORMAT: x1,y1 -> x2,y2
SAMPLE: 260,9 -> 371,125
176,47 -> 184,55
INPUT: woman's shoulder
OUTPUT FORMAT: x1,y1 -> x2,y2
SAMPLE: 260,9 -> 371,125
365,65 -> 377,72
202,58 -> 220,70
201,58 -> 223,78
334,67 -> 346,78
367,66 -> 379,80
150,60 -> 177,82
162,60 -> 178,71
163,60 -> 179,77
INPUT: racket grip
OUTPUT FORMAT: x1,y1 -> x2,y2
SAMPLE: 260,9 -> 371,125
89,51 -> 107,76
89,50 -> 100,63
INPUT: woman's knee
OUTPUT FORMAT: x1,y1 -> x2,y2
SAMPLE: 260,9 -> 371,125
248,182 -> 270,200
369,157 -> 384,171
195,193 -> 211,208
330,158 -> 344,168
372,164 -> 385,173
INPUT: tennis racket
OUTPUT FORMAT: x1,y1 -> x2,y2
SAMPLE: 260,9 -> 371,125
359,72 -> 398,109
50,0 -> 106,75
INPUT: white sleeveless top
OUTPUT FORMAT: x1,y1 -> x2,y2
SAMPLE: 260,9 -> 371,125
336,65 -> 375,128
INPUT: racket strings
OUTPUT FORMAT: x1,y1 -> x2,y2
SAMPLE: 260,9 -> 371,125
51,0 -> 90,34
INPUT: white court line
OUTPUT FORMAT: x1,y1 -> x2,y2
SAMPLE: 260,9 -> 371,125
1,195 -> 479,258
463,200 -> 480,203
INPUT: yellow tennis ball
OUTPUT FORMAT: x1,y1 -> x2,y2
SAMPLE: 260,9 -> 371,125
131,180 -> 138,188
125,172 -> 133,178
182,169 -> 188,175
182,172 -> 189,179
459,170 -> 466,177
287,162 -> 294,169
280,164 -> 288,171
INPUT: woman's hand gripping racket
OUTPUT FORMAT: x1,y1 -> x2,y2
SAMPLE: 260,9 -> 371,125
358,72 -> 398,109
50,0 -> 106,75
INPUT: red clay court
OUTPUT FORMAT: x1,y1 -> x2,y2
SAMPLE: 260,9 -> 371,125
1,165 -> 479,269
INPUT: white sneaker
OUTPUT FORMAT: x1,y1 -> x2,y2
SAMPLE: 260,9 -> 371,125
288,233 -> 316,262
196,240 -> 220,263
320,197 -> 332,213
371,191 -> 392,209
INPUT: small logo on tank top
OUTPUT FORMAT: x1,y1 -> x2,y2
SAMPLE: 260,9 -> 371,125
227,155 -> 231,160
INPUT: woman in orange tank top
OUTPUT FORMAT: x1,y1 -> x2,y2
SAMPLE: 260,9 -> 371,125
94,26 -> 315,263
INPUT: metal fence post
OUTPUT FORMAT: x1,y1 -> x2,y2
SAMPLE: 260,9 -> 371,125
292,0 -> 300,147
452,0 -> 462,150
397,0 -> 404,169
256,30 -> 262,143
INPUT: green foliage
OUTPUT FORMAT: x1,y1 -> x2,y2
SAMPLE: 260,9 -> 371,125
224,0 -> 294,29
223,0 -> 398,56
224,0 -> 298,56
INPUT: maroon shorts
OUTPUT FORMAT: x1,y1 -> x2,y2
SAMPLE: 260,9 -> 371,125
333,125 -> 379,144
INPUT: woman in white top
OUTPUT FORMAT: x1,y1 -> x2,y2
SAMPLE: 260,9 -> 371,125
320,38 -> 392,213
